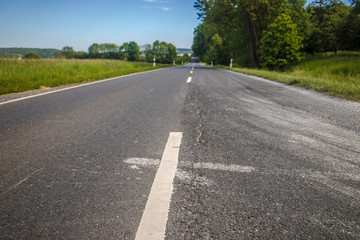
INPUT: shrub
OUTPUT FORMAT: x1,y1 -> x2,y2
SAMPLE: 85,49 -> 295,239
23,51 -> 41,59
260,14 -> 304,70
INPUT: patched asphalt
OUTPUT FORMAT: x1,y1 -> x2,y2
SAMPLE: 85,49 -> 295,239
167,64 -> 360,239
1,62 -> 359,239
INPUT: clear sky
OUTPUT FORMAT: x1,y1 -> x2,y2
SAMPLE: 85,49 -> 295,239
0,0 -> 200,51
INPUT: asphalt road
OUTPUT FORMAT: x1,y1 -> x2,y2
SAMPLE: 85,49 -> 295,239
1,61 -> 359,239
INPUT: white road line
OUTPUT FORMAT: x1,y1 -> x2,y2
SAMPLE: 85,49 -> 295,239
190,71 -> 193,74
0,68 -> 163,106
135,132 -> 183,240
187,77 -> 192,83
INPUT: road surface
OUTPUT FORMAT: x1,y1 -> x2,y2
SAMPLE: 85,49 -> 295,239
1,61 -> 359,239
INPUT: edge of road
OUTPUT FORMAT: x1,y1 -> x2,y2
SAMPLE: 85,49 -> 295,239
0,66 -> 175,106
205,64 -> 360,105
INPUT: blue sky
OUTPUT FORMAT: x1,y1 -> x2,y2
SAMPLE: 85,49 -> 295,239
0,0 -> 352,51
0,0 -> 200,51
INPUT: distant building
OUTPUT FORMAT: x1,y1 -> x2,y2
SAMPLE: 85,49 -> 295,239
176,48 -> 193,56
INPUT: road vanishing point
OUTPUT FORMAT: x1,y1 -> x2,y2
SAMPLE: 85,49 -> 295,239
1,58 -> 360,239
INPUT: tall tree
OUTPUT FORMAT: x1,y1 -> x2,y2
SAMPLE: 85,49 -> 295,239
166,43 -> 177,63
305,0 -> 351,53
192,24 -> 208,62
339,0 -> 360,50
193,0 -> 309,68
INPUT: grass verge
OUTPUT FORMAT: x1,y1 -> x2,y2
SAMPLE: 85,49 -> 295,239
214,54 -> 360,102
0,59 -> 170,95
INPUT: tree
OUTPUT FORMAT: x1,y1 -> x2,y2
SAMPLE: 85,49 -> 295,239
23,51 -> 41,59
260,14 -> 304,70
192,24 -> 208,61
101,43 -> 118,59
61,46 -> 75,59
88,43 -> 100,58
192,0 -> 310,68
144,40 -> 177,64
119,41 -> 141,61
166,43 -> 177,63
151,40 -> 173,64
339,0 -> 360,50
88,43 -> 118,59
180,53 -> 191,63
72,51 -> 88,59
127,41 -> 141,61
204,34 -> 223,64
144,44 -> 153,62
305,1 -> 351,53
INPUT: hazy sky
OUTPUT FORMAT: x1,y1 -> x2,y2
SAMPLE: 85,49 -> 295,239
0,0 -> 200,51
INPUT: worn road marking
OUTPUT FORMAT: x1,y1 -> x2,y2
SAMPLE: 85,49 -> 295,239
194,162 -> 256,172
135,132 -> 183,240
187,77 -> 192,83
190,71 -> 193,74
124,158 -> 160,166
0,168 -> 43,197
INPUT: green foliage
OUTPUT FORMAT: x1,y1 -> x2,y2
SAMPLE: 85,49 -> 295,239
23,51 -> 41,59
119,41 -> 141,61
216,53 -> 360,101
179,53 -> 191,64
0,59 -> 170,95
192,0 -> 360,69
305,1 -> 351,53
61,46 -> 75,59
88,43 -> 119,59
146,40 -> 177,64
192,24 -> 208,62
0,48 -> 58,58
204,34 -> 223,64
72,51 -> 88,59
88,43 -> 101,58
144,44 -> 154,62
166,43 -> 177,63
260,14 -> 304,70
339,0 -> 360,50
192,0 -> 310,68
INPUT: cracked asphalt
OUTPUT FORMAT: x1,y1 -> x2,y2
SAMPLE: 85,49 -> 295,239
167,64 -> 360,239
1,60 -> 359,239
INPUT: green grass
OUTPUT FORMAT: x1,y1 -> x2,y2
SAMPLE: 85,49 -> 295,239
215,54 -> 360,102
0,59 -> 170,95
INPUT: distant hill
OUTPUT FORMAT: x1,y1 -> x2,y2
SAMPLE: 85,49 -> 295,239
176,48 -> 193,55
0,48 -> 59,58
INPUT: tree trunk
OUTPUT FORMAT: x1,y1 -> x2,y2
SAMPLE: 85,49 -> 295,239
243,8 -> 260,68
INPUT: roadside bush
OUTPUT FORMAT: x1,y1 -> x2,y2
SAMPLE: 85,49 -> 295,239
23,51 -> 41,59
260,14 -> 304,71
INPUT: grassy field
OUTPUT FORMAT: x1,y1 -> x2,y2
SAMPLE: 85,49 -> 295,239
215,53 -> 360,102
0,59 -> 170,95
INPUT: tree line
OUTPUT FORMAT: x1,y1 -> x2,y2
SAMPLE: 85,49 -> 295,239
0,48 -> 58,58
192,0 -> 360,70
58,41 -> 191,64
